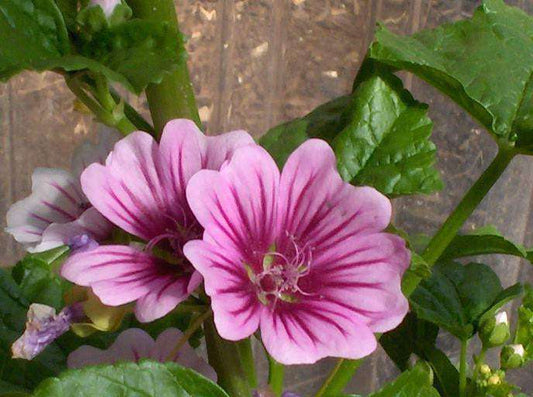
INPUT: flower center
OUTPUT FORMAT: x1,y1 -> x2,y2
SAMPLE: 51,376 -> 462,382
246,237 -> 314,307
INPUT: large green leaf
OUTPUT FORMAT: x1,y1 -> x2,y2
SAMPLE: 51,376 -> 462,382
33,360 -> 229,397
368,362 -> 440,397
440,225 -> 528,261
0,0 -> 69,79
260,66 -> 442,196
410,262 -> 521,340
0,2 -> 184,93
369,0 -> 533,150
0,269 -> 66,393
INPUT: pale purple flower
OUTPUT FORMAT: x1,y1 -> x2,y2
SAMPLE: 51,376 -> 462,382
89,0 -> 122,17
184,140 -> 410,365
68,328 -> 216,380
12,303 -> 84,360
61,119 -> 254,323
5,128 -> 118,252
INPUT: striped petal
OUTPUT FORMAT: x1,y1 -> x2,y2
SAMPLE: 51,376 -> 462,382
260,299 -> 377,365
6,168 -> 86,249
61,245 -> 190,322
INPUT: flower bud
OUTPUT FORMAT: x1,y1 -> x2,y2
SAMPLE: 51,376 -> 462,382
500,344 -> 526,369
487,374 -> 502,386
479,311 -> 510,348
89,0 -> 122,17
479,364 -> 491,375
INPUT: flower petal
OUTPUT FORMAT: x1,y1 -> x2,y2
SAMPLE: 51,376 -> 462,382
32,208 -> 112,253
186,144 -> 279,260
81,132 -> 180,241
61,245 -> 190,322
184,240 -> 262,340
278,140 -> 391,252
260,299 -> 377,365
152,328 -> 217,380
6,168 -> 86,248
68,328 -> 154,368
312,233 -> 409,332
202,129 -> 255,170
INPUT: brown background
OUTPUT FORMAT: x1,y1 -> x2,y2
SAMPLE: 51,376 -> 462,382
1,0 -> 533,394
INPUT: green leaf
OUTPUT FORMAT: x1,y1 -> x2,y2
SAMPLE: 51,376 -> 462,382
410,262 -> 506,340
401,252 -> 431,296
368,362 -> 440,397
369,0 -> 533,150
33,360 -> 229,397
260,65 -> 442,196
381,313 -> 459,397
0,0 -> 69,79
0,2 -> 185,94
0,269 -> 66,392
440,225 -> 528,261
11,246 -> 70,310
259,96 -> 351,167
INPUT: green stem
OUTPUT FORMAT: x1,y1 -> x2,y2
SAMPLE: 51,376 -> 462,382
127,0 -> 201,136
237,338 -> 257,389
66,77 -> 136,135
203,319 -> 252,397
421,146 -> 515,267
459,339 -> 469,397
314,359 -> 362,397
267,355 -> 284,397
166,309 -> 212,361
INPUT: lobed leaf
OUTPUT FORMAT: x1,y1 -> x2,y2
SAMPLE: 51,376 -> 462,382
410,261 -> 522,340
369,0 -> 533,150
368,361 -> 440,397
260,65 -> 442,196
33,360 -> 229,397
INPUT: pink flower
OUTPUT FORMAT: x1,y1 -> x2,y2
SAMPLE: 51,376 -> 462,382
68,328 -> 216,380
184,140 -> 410,365
61,120 -> 254,323
5,128 -> 118,252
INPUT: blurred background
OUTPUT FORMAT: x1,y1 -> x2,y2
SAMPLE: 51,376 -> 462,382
1,0 -> 532,394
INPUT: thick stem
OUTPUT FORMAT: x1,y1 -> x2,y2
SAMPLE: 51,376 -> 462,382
127,0 -> 201,135
204,319 -> 252,397
268,355 -> 284,397
421,146 -> 515,267
237,338 -> 257,389
314,359 -> 362,397
459,339 -> 469,397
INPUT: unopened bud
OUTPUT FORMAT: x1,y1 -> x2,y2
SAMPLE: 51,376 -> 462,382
487,374 -> 501,385
501,344 -> 526,369
479,364 -> 491,375
479,311 -> 510,348
89,0 -> 121,17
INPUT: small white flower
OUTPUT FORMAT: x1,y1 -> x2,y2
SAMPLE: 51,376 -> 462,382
89,0 -> 122,17
495,311 -> 508,325
510,344 -> 525,357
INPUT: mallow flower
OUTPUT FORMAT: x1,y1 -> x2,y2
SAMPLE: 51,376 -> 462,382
184,140 -> 410,365
61,119 -> 254,322
68,328 -> 216,380
5,128 -> 118,252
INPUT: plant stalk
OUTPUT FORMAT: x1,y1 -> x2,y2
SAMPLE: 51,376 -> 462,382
459,339 -> 469,397
421,146 -> 515,267
204,319 -> 252,397
267,354 -> 284,397
314,359 -> 362,397
127,0 -> 201,135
